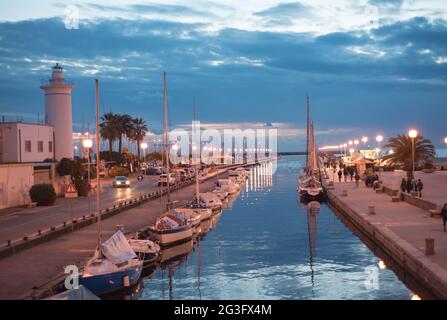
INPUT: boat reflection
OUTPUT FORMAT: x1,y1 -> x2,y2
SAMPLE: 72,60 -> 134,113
306,201 -> 320,291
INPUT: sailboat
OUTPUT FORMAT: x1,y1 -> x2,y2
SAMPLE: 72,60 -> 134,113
78,79 -> 143,296
148,72 -> 194,247
297,96 -> 326,202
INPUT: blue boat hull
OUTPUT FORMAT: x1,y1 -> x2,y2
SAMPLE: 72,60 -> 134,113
79,264 -> 142,296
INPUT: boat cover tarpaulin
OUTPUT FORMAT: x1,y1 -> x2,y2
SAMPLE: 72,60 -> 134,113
100,230 -> 137,264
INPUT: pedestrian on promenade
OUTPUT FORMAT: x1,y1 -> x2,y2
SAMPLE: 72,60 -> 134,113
400,178 -> 406,193
416,179 -> 424,197
405,178 -> 413,193
349,168 -> 354,181
355,172 -> 360,187
343,168 -> 348,182
441,204 -> 447,232
338,169 -> 343,183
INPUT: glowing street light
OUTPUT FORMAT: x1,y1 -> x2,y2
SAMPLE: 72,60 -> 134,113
349,148 -> 355,154
444,136 -> 447,145
82,138 -> 93,215
348,140 -> 353,146
140,142 -> 148,161
376,135 -> 383,143
408,129 -> 418,178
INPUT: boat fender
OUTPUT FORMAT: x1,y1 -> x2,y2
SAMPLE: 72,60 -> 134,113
123,275 -> 130,287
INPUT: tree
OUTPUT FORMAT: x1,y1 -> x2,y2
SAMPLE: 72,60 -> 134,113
100,112 -> 120,159
382,134 -> 436,179
130,117 -> 148,161
117,114 -> 133,154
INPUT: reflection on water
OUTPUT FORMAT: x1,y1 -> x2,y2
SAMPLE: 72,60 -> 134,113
136,156 -> 414,300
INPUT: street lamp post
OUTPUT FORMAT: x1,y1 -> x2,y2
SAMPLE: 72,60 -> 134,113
361,136 -> 368,157
354,139 -> 359,152
408,129 -> 418,179
376,135 -> 383,175
140,142 -> 148,162
83,138 -> 93,216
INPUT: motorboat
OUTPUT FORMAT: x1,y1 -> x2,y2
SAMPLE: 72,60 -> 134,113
216,179 -> 240,194
128,238 -> 161,266
148,211 -> 193,247
199,193 -> 222,213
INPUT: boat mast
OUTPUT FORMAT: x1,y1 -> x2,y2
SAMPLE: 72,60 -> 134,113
306,95 -> 310,172
163,72 -> 171,211
193,98 -> 200,205
95,79 -> 102,251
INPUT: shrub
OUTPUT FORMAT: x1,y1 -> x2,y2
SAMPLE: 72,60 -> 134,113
29,184 -> 56,206
109,166 -> 130,177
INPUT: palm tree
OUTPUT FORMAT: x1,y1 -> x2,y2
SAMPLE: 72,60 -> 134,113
117,114 -> 133,153
99,112 -> 120,159
382,134 -> 436,179
130,117 -> 148,161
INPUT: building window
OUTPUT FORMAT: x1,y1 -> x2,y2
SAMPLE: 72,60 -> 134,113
48,141 -> 53,153
37,141 -> 44,152
25,140 -> 31,152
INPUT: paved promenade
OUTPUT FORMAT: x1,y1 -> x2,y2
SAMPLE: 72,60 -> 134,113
0,173 -> 225,300
379,170 -> 447,208
327,173 -> 447,298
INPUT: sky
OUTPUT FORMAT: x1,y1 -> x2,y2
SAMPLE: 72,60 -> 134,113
0,0 -> 446,151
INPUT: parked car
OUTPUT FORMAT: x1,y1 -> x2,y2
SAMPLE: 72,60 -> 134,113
113,176 -> 130,188
145,167 -> 162,175
158,173 -> 176,186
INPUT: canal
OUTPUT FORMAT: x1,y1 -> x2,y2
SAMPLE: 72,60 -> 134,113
132,156 -> 414,299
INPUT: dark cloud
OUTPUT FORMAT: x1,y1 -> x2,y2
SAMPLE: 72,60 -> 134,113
0,15 -> 446,148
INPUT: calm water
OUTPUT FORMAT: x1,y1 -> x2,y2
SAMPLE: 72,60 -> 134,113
135,156 -> 413,300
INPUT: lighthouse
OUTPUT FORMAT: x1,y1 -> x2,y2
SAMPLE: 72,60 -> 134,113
40,63 -> 74,160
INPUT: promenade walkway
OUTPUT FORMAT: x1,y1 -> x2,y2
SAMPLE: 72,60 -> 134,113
327,172 -> 447,298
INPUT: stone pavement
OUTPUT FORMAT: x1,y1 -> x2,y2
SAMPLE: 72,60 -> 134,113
379,170 -> 447,208
327,175 -> 447,298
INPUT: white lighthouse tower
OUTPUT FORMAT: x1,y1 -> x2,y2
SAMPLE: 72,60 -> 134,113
40,63 -> 74,160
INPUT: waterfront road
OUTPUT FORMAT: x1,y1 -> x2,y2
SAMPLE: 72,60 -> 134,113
0,173 -> 224,300
0,175 -> 163,244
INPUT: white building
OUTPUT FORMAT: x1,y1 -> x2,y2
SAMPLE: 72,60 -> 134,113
0,63 -> 74,163
0,122 -> 55,163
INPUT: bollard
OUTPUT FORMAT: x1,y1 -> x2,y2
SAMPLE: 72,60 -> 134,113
425,238 -> 435,255
7,240 -> 11,247
83,215 -> 86,220
367,205 -> 375,215
63,221 -> 66,227
23,234 -> 28,241
51,226 -> 56,231
91,213 -> 95,217
72,218 -> 77,224
38,229 -> 42,236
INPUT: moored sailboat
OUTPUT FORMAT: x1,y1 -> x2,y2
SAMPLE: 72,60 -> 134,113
298,95 -> 326,202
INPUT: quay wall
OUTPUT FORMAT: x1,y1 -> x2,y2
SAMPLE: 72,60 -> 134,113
327,189 -> 447,299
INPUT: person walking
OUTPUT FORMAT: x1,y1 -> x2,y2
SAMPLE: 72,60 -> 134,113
441,204 -> 447,232
400,178 -> 406,193
416,179 -> 424,197
405,178 -> 413,193
343,168 -> 348,182
355,172 -> 360,188
338,169 -> 343,183
349,168 -> 354,182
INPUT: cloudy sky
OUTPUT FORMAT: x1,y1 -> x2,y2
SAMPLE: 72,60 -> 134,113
0,0 -> 446,151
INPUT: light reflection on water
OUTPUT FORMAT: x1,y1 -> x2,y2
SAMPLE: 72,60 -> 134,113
136,156 -> 412,300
